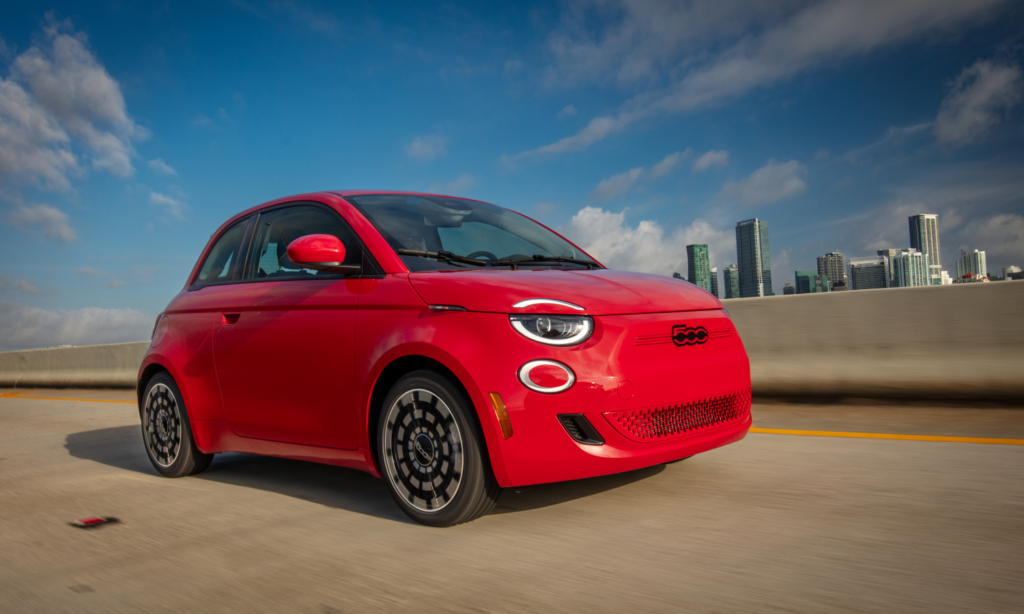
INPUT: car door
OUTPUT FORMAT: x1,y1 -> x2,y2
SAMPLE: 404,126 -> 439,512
212,202 -> 370,449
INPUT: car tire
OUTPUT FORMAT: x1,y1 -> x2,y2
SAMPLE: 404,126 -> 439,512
377,370 -> 500,527
141,372 -> 213,478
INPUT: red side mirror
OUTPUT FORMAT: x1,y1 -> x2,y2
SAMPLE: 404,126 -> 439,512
286,235 -> 359,274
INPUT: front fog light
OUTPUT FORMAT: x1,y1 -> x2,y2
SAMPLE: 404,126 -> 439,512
509,314 -> 593,346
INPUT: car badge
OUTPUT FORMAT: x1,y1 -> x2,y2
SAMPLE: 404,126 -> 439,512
672,324 -> 709,347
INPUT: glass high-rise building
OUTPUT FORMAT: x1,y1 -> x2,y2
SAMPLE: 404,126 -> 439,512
956,249 -> 987,280
709,267 -> 720,298
795,271 -> 830,293
723,264 -> 740,299
909,214 -> 941,282
686,244 -> 711,292
783,283 -> 796,295
891,249 -> 930,287
735,218 -> 773,297
817,252 -> 846,289
848,256 -> 890,290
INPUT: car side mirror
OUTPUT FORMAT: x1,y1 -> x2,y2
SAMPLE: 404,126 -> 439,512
286,234 -> 361,275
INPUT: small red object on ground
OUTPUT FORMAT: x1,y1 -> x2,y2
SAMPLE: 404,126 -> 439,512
69,516 -> 119,529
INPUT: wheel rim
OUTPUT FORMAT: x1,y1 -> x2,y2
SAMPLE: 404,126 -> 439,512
144,383 -> 182,468
382,388 -> 464,512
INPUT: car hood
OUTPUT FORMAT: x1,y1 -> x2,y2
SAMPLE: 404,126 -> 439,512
407,269 -> 722,316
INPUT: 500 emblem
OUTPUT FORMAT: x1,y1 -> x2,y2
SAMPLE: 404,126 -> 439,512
672,324 -> 709,347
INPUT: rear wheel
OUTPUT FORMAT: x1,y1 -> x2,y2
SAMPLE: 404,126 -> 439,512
377,370 -> 500,526
141,372 -> 213,477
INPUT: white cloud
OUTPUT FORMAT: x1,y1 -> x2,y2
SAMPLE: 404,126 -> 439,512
589,167 -> 643,199
934,59 -> 1023,146
72,266 -> 101,276
0,275 -> 41,295
150,191 -> 186,220
405,135 -> 447,161
148,158 -> 177,175
814,148 -> 830,160
504,60 -> 524,74
693,150 -> 729,172
649,151 -> 682,178
557,105 -> 577,118
0,18 -> 143,195
557,206 -> 734,276
519,0 -> 1007,159
429,174 -> 477,194
9,203 -> 76,242
11,18 -> 143,177
717,160 -> 807,206
0,299 -> 153,351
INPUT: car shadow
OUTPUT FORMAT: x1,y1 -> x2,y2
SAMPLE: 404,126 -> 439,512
65,425 -> 666,522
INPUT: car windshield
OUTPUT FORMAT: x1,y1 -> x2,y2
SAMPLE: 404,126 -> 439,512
344,194 -> 600,272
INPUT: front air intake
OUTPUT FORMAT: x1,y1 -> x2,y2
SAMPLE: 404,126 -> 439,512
557,414 -> 604,445
603,389 -> 751,443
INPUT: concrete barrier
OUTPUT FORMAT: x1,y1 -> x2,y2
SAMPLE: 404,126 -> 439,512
0,281 -> 1021,399
0,341 -> 149,389
725,280 -> 1024,400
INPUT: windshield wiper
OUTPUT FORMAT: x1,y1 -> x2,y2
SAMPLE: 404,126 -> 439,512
491,255 -> 600,270
397,249 -> 487,267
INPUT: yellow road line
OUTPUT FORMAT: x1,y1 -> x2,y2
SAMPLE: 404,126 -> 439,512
750,427 -> 1024,445
0,394 -> 136,404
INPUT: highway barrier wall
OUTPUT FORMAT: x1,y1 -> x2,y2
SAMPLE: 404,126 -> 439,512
725,280 -> 1023,400
0,342 -> 149,389
0,281 -> 1021,399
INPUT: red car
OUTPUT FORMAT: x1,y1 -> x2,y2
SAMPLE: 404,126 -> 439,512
138,191 -> 751,526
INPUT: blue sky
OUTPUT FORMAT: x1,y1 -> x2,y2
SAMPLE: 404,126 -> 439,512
1,1 -> 1023,349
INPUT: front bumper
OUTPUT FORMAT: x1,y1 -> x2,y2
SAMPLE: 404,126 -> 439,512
461,309 -> 752,487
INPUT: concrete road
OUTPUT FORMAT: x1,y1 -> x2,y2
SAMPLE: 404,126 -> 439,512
1,391 -> 1022,613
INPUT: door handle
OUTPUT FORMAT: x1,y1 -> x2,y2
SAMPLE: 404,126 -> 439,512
221,313 -> 241,325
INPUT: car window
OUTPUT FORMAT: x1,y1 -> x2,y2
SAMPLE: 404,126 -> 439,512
346,194 -> 597,271
194,217 -> 250,287
244,204 -> 363,280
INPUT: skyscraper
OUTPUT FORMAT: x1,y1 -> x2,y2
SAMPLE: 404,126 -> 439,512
709,267 -> 720,298
891,249 -> 929,287
909,214 -> 941,282
723,264 -> 740,299
795,271 -> 830,293
848,256 -> 890,290
686,244 -> 711,292
817,252 -> 846,289
783,283 -> 796,295
735,218 -> 773,297
956,249 -> 987,280
876,248 -> 902,286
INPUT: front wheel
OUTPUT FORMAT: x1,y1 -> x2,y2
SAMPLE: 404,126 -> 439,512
377,370 -> 500,526
141,372 -> 213,478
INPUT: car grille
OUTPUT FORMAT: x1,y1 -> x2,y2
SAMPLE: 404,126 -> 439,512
603,389 -> 750,442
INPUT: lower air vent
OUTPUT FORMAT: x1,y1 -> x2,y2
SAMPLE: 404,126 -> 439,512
557,414 -> 604,445
604,389 -> 751,442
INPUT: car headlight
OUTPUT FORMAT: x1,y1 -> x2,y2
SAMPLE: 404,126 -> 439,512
509,314 -> 593,346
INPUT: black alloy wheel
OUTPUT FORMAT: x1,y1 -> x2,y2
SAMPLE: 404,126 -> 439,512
378,370 -> 500,527
141,372 -> 213,478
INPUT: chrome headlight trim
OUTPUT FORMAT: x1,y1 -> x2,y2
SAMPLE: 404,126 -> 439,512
509,315 -> 594,346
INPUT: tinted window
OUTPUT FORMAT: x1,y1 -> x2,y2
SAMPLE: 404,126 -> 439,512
245,204 -> 363,280
194,217 -> 249,287
346,194 -> 597,272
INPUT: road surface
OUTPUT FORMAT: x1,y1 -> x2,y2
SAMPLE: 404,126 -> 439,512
1,390 -> 1022,613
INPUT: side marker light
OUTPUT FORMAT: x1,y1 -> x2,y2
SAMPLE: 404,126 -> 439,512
489,392 -> 513,439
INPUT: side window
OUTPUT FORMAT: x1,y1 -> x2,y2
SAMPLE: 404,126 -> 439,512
245,204 -> 364,280
194,217 -> 250,287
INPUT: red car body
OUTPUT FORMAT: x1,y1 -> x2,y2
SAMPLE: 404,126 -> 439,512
139,191 -> 751,488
